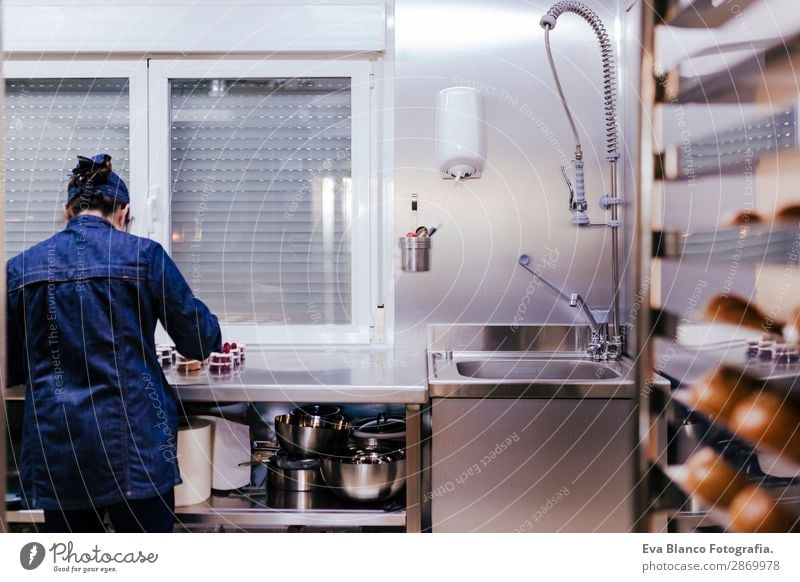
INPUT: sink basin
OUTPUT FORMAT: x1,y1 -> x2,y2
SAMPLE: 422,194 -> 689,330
426,324 -> 655,399
456,358 -> 620,381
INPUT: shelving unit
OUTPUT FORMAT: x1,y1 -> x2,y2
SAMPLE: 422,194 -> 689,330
656,0 -> 800,104
653,225 -> 800,263
655,106 -> 798,181
660,0 -> 759,29
637,0 -> 800,533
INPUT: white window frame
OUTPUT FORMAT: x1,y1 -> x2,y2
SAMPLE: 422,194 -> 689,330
2,58 -> 150,240
148,58 -> 373,345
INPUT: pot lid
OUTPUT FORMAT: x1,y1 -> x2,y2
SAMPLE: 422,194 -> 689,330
269,450 -> 321,470
351,413 -> 406,439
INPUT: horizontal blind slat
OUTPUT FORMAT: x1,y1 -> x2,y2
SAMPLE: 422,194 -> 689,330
3,78 -> 130,259
170,77 -> 353,326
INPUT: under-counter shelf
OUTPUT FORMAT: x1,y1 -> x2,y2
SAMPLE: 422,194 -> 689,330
652,225 -> 800,263
658,0 -> 759,29
5,490 -> 406,531
655,107 -> 798,180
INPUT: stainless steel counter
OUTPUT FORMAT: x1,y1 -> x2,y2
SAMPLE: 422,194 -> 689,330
2,347 -> 427,533
170,348 -> 427,403
4,347 -> 428,404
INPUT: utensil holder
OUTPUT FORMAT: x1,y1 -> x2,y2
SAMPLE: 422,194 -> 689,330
399,236 -> 431,272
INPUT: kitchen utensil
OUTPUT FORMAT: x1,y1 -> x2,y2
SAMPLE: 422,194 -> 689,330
399,236 -> 431,272
320,444 -> 406,502
274,414 -> 349,458
350,412 -> 406,450
267,450 -> 323,492
267,488 -> 326,511
290,405 -> 342,421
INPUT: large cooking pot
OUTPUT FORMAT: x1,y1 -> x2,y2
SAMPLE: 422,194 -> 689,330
350,412 -> 406,450
320,444 -> 406,502
267,451 -> 323,492
290,405 -> 342,421
274,414 -> 349,458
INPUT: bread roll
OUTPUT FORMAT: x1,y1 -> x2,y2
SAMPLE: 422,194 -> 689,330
775,204 -> 800,221
725,209 -> 765,226
682,448 -> 746,507
703,294 -> 783,335
687,366 -> 760,422
730,391 -> 800,462
728,485 -> 798,532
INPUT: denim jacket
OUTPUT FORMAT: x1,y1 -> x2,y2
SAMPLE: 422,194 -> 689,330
6,214 -> 222,510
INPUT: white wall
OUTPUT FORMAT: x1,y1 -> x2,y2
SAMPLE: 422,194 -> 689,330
3,1 -> 384,53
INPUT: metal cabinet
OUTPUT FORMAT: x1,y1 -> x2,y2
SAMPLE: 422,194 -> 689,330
430,397 -> 635,532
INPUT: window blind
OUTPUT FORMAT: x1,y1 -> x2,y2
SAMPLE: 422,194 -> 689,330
3,78 -> 130,259
169,78 -> 353,326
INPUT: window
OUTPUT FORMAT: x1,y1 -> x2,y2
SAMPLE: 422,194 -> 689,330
149,60 -> 373,344
2,59 -> 375,345
3,78 -> 130,259
168,78 -> 353,327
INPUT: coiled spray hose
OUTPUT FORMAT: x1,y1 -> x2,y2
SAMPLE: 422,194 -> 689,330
539,1 -> 623,351
540,1 -> 618,159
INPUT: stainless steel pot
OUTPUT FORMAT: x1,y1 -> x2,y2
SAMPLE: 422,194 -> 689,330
350,412 -> 406,450
320,444 -> 406,502
274,414 -> 349,458
267,451 -> 323,492
267,488 -> 325,511
290,404 -> 342,421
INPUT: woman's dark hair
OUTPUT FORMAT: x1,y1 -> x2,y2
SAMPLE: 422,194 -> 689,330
66,155 -> 129,220
66,191 -> 125,218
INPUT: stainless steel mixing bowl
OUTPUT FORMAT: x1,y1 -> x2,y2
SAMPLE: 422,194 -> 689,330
320,444 -> 406,502
274,414 -> 349,458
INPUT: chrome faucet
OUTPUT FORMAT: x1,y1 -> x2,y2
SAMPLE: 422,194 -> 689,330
518,254 -> 619,360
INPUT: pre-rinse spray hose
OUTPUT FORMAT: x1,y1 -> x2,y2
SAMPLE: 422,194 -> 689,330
540,1 -> 618,160
540,1 -> 622,350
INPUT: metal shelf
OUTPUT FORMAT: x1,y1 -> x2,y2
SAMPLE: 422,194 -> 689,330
662,465 -> 800,531
651,337 -> 800,387
656,0 -> 800,103
652,225 -> 800,263
655,107 -> 798,180
2,387 -> 23,401
659,0 -> 759,29
5,490 -> 406,531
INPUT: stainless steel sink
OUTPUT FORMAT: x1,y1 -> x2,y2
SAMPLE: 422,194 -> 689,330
456,357 -> 621,381
426,324 -> 651,399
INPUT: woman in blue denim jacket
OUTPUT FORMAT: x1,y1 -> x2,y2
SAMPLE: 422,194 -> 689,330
6,154 -> 222,532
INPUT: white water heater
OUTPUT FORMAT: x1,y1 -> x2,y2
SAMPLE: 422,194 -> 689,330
435,87 -> 486,180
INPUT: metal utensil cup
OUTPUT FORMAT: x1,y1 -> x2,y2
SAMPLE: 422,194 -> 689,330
399,236 -> 431,272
